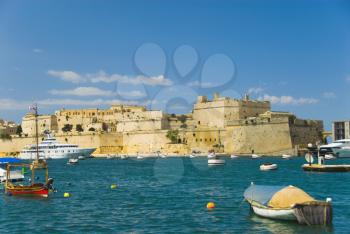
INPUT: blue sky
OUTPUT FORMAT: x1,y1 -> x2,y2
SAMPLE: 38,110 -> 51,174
0,0 -> 349,130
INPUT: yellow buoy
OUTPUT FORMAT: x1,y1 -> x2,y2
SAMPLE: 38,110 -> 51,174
207,202 -> 215,209
64,192 -> 70,198
110,184 -> 117,189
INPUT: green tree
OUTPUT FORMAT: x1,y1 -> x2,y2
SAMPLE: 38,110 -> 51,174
166,130 -> 179,144
0,132 -> 12,141
62,124 -> 73,132
177,115 -> 187,123
76,124 -> 84,132
16,125 -> 23,136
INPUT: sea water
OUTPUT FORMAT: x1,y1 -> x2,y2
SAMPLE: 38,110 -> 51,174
1,157 -> 349,233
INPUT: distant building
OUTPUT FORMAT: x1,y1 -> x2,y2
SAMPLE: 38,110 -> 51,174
17,94 -> 324,155
332,120 -> 350,140
0,119 -> 18,136
22,114 -> 58,136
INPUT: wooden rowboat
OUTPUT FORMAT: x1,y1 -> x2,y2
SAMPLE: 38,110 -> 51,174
244,184 -> 332,225
5,160 -> 53,198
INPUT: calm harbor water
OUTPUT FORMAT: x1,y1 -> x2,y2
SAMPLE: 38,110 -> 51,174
1,157 -> 350,233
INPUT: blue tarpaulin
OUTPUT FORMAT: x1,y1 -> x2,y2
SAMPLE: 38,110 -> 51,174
244,184 -> 285,205
0,157 -> 22,164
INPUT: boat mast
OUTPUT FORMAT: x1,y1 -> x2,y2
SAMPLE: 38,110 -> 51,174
33,104 -> 39,161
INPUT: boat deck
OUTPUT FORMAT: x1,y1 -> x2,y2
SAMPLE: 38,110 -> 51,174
302,164 -> 350,172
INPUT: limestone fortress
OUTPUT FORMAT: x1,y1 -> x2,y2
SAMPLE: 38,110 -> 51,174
0,93 -> 323,156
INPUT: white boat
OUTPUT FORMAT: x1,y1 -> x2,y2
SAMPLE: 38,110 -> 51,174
244,184 -> 333,225
252,154 -> 261,159
208,152 -> 216,159
319,139 -> 350,158
120,155 -> 127,160
325,154 -> 336,160
282,154 -> 292,159
260,163 -> 278,171
208,159 -> 225,165
19,135 -> 96,160
189,154 -> 196,158
334,146 -> 350,158
137,155 -> 144,159
67,158 -> 79,165
0,158 -> 24,183
106,154 -> 117,159
230,154 -> 239,159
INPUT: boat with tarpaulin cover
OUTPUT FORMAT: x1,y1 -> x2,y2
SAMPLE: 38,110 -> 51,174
244,183 -> 332,225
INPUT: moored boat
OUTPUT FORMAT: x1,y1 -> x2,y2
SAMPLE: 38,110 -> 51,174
5,160 -> 54,198
0,158 -> 24,183
19,134 -> 96,160
67,158 -> 79,165
230,154 -> 239,159
5,105 -> 54,198
260,163 -> 278,171
282,154 -> 292,159
208,159 -> 226,165
252,154 -> 261,159
244,183 -> 332,225
302,164 -> 350,172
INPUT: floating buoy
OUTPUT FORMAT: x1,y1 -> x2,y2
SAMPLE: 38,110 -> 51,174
207,202 -> 215,210
110,184 -> 117,189
64,192 -> 70,198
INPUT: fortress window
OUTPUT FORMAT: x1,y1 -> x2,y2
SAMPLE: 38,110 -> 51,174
193,133 -> 196,137
198,121 -> 201,124
200,139 -> 202,142
210,138 -> 212,141
205,139 -> 207,142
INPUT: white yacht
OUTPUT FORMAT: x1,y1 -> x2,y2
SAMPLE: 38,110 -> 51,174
19,135 -> 96,160
319,139 -> 350,158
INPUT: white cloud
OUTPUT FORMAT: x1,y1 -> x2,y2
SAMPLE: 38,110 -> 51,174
48,70 -> 172,86
187,80 -> 215,88
49,86 -> 147,99
322,92 -> 336,99
88,70 -> 172,86
33,48 -> 44,53
0,98 -> 151,110
117,90 -> 147,98
260,94 -> 318,105
49,87 -> 115,97
247,87 -> 264,95
48,70 -> 86,83
0,99 -> 31,110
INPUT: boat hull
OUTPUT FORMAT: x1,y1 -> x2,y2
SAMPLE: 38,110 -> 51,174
19,148 -> 96,160
302,164 -> 350,172
6,185 -> 49,197
208,159 -> 225,165
334,148 -> 350,158
260,164 -> 278,171
251,205 -> 296,221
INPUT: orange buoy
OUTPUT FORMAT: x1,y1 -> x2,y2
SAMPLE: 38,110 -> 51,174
207,202 -> 215,209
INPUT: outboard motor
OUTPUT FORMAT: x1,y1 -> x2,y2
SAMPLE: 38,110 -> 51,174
45,178 -> 55,191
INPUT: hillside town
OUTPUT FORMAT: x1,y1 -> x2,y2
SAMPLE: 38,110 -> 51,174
0,93 -> 324,156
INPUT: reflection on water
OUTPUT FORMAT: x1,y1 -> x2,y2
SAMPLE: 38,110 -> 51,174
249,212 -> 333,234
